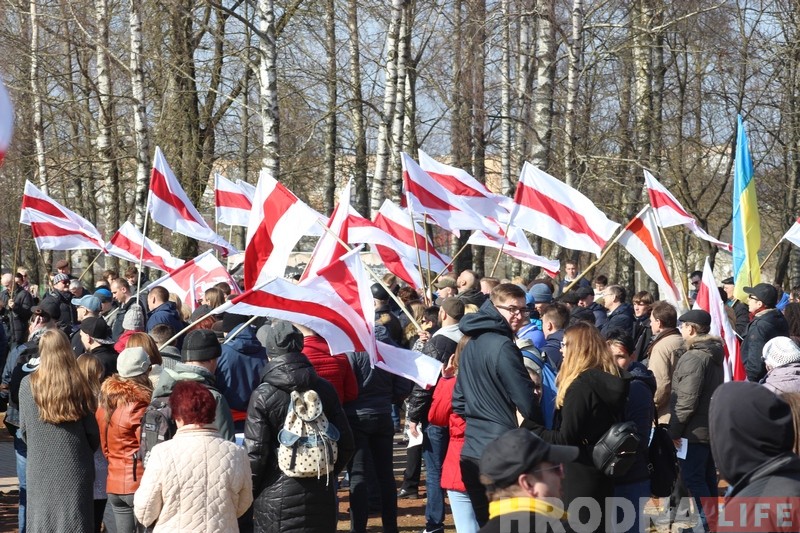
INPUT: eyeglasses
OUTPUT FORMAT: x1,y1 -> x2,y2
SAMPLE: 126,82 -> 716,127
691,280 -> 700,286
532,464 -> 563,475
748,295 -> 760,302
496,305 -> 531,316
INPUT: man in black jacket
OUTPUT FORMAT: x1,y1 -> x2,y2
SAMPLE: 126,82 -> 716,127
41,273 -> 77,331
0,273 -> 33,350
405,297 -> 464,533
742,283 -> 789,382
710,381 -> 800,531
600,285 -> 635,336
453,283 -> 539,526
721,277 -> 749,337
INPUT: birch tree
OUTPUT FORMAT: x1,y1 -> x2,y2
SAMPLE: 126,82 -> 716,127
347,0 -> 368,215
259,0 -> 280,177
130,0 -> 150,229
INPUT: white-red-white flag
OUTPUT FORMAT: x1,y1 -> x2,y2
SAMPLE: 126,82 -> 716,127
467,225 -> 560,278
694,258 -> 745,382
417,149 -> 513,221
618,206 -> 682,307
148,147 -> 236,255
643,170 -> 731,252
346,210 -> 426,289
513,162 -> 620,257
24,210 -> 105,251
244,171 -> 324,289
106,221 -> 184,273
0,76 -> 13,166
214,174 -> 252,227
20,181 -> 105,250
402,152 -> 503,237
150,250 -> 240,308
374,200 -> 451,273
235,179 -> 256,201
300,181 -> 352,283
782,218 -> 800,250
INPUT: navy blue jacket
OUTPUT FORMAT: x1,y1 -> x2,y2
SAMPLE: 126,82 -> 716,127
215,324 -> 267,412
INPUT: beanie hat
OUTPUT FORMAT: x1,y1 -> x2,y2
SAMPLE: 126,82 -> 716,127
122,304 -> 145,332
117,347 -> 151,378
190,304 -> 212,322
763,336 -> 800,368
528,283 -> 553,305
263,320 -> 304,356
222,313 -> 249,334
181,329 -> 221,362
256,322 -> 272,348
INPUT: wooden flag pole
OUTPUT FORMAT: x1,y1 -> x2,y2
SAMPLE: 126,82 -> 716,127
562,226 -> 627,295
136,192 -> 151,294
759,239 -> 783,271
649,205 -> 691,310
428,242 -> 469,288
77,252 -> 102,282
223,315 -> 259,344
423,214 -> 432,304
489,217 -> 515,278
408,206 -> 428,300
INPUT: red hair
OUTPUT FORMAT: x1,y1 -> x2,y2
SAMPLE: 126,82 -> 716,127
170,381 -> 215,425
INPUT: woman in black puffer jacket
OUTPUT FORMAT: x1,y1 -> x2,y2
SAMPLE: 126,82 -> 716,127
244,321 -> 354,533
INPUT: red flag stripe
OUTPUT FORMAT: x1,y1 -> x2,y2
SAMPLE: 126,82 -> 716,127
404,171 -> 461,212
215,189 -> 252,210
372,212 -> 445,262
514,181 -> 607,249
243,182 -> 298,289
647,188 -> 691,219
232,289 -> 367,352
624,215 -> 673,290
109,230 -> 174,273
30,219 -> 103,247
150,168 -> 200,223
22,195 -> 68,220
425,171 -> 488,198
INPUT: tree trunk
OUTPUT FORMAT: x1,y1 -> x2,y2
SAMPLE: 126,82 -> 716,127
259,0 -> 280,177
564,0 -> 583,188
529,0 -> 556,171
370,0 -> 403,216
347,0 -> 368,215
469,0 -> 486,274
323,0 -> 337,213
451,0 -> 471,271
30,0 -> 51,273
514,0 -> 533,177
130,0 -> 151,230
390,3 -> 409,204
500,0 -> 512,196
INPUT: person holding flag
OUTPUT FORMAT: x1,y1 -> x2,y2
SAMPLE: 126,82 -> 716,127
741,283 -> 788,382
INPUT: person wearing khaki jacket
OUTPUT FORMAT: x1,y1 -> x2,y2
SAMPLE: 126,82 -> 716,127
644,301 -> 685,425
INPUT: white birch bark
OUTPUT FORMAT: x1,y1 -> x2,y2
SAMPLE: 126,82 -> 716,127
529,0 -> 556,170
370,0 -> 403,216
324,0 -> 337,213
30,0 -> 47,194
500,0 -> 512,196
390,4 -> 409,203
259,0 -> 280,177
564,0 -> 583,188
347,0 -> 368,214
130,0 -> 151,229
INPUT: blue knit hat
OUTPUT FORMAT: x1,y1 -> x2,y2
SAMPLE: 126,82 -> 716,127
527,283 -> 553,305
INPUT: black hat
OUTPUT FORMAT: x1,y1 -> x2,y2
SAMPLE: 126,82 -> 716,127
744,283 -> 779,308
559,291 -> 581,305
678,309 -> 711,329
263,320 -> 304,356
222,313 -> 249,334
190,304 -> 212,322
480,429 -> 579,489
575,286 -> 594,300
440,297 -> 465,321
79,316 -> 113,344
721,277 -> 734,285
32,300 -> 61,321
371,283 -> 390,301
182,329 -> 221,362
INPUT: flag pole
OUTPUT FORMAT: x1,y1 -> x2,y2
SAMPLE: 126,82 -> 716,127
429,242 -> 469,287
423,214 -> 432,304
759,239 -> 783,270
408,203 -> 428,300
136,191 -> 151,295
489,217 -> 515,278
158,306 -> 217,349
562,225 -> 627,294
649,204 -> 691,309
314,219 -> 423,330
77,252 -> 102,282
223,315 -> 259,344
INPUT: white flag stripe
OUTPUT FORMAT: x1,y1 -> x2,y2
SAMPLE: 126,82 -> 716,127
467,226 -> 560,276
215,174 -> 252,227
105,221 -> 184,273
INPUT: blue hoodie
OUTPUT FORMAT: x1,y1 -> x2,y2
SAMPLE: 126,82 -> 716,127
215,324 -> 267,412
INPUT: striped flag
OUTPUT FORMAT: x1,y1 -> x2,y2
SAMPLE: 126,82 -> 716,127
467,225 -> 560,278
618,206 -> 682,307
694,258 -> 745,381
300,181 -> 352,283
731,115 -> 761,301
148,147 -> 237,255
373,200 -> 450,273
149,250 -> 240,308
214,174 -> 252,227
513,162 -> 620,256
0,76 -> 13,165
105,221 -> 184,273
20,181 -> 105,250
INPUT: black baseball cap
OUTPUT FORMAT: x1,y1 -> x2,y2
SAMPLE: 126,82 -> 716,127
480,429 -> 578,489
744,283 -> 779,308
31,300 -> 61,321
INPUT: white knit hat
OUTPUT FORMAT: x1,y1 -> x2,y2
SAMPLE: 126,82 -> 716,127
763,337 -> 800,368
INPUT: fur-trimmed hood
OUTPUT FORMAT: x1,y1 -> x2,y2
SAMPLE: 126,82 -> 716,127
684,333 -> 723,350
100,374 -> 152,410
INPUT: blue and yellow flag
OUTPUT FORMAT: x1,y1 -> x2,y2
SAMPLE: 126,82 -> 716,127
732,115 -> 761,301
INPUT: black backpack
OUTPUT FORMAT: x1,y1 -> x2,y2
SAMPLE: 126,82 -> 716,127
592,421 -> 640,478
137,396 -> 178,468
648,424 -> 679,497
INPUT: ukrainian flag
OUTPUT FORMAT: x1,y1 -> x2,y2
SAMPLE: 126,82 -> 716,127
732,115 -> 761,301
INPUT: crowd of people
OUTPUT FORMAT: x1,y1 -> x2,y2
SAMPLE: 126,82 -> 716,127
2,258 -> 800,532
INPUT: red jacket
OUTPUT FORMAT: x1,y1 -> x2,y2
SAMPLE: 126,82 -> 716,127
428,376 -> 466,492
302,335 -> 358,404
97,376 -> 150,494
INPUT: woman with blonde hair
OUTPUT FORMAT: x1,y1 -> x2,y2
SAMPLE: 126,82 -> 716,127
169,292 -> 191,321
526,321 -> 628,533
97,347 -> 153,533
19,329 -> 100,532
78,354 -> 110,533
202,287 -> 226,310
125,331 -> 164,387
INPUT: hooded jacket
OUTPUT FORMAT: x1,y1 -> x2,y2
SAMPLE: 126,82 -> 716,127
301,334 -> 358,405
452,300 -> 538,460
526,368 -> 629,509
0,285 -> 33,345
153,363 -> 235,442
244,352 -> 354,533
97,376 -> 151,494
668,335 -> 724,443
762,363 -> 800,394
214,324 -> 267,412
618,361 -> 657,485
601,302 -> 635,336
743,308 -> 789,382
541,329 -> 565,370
710,381 -> 800,507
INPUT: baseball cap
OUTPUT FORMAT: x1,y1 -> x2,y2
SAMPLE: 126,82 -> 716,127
434,277 -> 457,290
72,295 -> 101,313
744,283 -> 779,308
94,288 -> 113,302
80,317 -> 113,344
